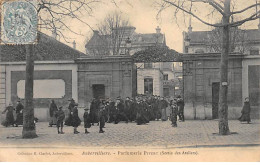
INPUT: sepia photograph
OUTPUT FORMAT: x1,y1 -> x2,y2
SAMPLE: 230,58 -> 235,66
0,0 -> 259,162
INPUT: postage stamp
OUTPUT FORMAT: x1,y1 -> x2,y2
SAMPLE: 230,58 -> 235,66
1,0 -> 38,44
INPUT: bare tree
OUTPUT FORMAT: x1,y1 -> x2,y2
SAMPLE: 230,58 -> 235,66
158,0 -> 260,135
206,26 -> 248,53
1,0 -> 107,138
89,11 -> 131,56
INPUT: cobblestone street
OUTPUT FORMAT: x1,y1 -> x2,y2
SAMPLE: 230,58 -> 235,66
0,120 -> 259,148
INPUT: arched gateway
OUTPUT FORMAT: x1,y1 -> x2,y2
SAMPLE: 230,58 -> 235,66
132,46 -> 246,120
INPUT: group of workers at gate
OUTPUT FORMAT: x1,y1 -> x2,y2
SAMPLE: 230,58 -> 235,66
1,96 -> 252,134
48,95 -> 185,134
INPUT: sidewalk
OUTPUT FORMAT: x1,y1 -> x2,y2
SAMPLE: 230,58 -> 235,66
0,119 -> 259,148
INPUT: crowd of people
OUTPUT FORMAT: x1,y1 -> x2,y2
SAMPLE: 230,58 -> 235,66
52,95 -> 186,134
1,95 -> 252,134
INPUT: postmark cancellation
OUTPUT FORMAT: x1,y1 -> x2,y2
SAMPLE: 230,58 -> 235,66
1,0 -> 38,44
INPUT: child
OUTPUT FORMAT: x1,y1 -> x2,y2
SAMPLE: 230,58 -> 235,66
56,106 -> 65,134
83,108 -> 91,134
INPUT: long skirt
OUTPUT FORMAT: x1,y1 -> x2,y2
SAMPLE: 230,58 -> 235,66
1,111 -> 15,127
84,118 -> 91,128
238,113 -> 251,122
71,115 -> 81,127
161,108 -> 167,121
65,114 -> 73,126
15,113 -> 23,125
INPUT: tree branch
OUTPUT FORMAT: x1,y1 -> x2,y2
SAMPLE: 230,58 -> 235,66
231,3 -> 260,15
162,0 -> 223,27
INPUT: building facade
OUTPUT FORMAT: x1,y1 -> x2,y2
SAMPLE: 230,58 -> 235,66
0,33 -> 136,122
182,20 -> 260,119
85,26 -> 180,97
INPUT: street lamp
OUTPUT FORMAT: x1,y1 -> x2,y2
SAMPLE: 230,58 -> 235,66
126,37 -> 131,55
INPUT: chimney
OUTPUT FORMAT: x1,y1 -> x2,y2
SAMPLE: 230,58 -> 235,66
73,40 -> 76,49
156,26 -> 161,34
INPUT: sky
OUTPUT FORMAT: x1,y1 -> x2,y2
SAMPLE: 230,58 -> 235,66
46,0 -> 260,54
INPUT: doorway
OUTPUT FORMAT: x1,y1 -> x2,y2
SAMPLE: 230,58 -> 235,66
92,84 -> 105,99
212,82 -> 220,119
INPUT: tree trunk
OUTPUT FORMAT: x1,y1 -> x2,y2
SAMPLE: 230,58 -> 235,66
218,0 -> 231,135
22,44 -> 37,138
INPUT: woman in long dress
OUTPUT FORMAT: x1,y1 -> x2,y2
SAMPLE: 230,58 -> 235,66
238,97 -> 251,124
65,99 -> 75,126
1,103 -> 15,127
15,100 -> 24,126
71,104 -> 81,134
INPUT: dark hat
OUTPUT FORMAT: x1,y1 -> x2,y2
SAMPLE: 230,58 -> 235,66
68,98 -> 74,101
177,95 -> 181,98
84,108 -> 89,111
116,96 -> 121,100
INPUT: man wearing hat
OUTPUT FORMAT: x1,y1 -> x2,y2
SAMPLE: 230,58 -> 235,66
56,106 -> 65,134
49,100 -> 58,127
83,108 -> 91,134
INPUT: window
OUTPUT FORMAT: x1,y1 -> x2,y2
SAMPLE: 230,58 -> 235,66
144,62 -> 153,68
144,78 -> 153,95
163,74 -> 168,81
179,62 -> 182,67
250,48 -> 259,55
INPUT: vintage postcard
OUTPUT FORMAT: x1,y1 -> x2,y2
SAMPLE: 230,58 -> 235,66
0,0 -> 259,162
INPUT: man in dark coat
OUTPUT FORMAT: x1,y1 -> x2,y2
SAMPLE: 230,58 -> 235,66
124,97 -> 132,121
153,96 -> 161,121
170,100 -> 178,127
177,96 -> 185,122
83,108 -> 91,134
15,100 -> 24,126
115,97 -> 129,124
159,97 -> 168,121
238,97 -> 251,124
128,98 -> 136,122
142,98 -> 150,123
90,98 -> 100,125
56,106 -> 65,134
107,100 -> 117,123
136,97 -> 147,125
72,104 -> 81,134
49,100 -> 58,127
